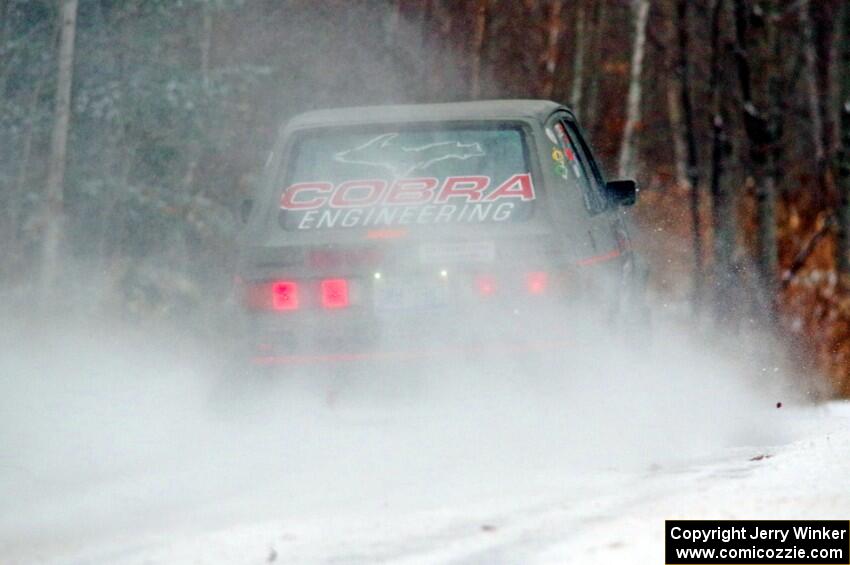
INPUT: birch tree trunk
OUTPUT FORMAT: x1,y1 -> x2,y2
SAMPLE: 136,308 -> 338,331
569,0 -> 586,110
617,0 -> 650,178
540,0 -> 564,99
40,0 -> 78,296
469,0 -> 489,99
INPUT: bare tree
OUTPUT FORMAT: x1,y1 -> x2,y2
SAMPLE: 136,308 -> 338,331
733,0 -> 780,324
825,0 -> 842,161
583,0 -> 606,130
836,2 -> 850,275
617,0 -> 651,178
40,0 -> 79,295
569,0 -> 586,110
664,52 -> 688,186
673,0 -> 704,312
709,0 -> 736,320
799,0 -> 824,159
540,0 -> 564,99
799,0 -> 827,201
470,0 -> 489,99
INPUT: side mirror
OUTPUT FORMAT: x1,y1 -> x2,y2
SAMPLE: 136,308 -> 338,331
606,179 -> 638,207
239,198 -> 254,223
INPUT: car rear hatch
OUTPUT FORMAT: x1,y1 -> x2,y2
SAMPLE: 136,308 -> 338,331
238,121 -> 587,359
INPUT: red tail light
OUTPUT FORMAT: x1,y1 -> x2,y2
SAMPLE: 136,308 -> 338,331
271,281 -> 299,310
475,275 -> 497,296
243,280 -> 299,311
526,272 -> 548,294
320,278 -> 349,309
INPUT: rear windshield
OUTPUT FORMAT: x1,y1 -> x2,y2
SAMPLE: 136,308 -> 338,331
278,125 -> 536,231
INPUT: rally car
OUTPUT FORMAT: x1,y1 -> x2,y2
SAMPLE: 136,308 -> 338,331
234,100 -> 643,368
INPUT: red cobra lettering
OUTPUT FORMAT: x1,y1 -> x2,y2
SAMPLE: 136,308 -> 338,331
281,182 -> 333,210
385,177 -> 438,205
484,173 -> 535,201
435,176 -> 490,203
329,179 -> 387,208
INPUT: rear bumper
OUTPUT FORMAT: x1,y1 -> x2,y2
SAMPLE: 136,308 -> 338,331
251,338 -> 572,366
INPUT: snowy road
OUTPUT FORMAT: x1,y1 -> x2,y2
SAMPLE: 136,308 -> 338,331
1,320 -> 848,564
23,403 -> 846,565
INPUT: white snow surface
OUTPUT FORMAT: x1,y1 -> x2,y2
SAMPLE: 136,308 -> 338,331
1,318 -> 848,564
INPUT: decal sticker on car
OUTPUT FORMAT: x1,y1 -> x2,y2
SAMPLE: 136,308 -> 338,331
280,173 -> 535,230
553,162 -> 568,179
333,133 -> 486,177
553,123 -> 583,180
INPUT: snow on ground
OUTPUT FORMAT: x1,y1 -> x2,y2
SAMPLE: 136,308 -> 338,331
1,317 -> 846,564
534,402 -> 850,565
23,403 -> 842,565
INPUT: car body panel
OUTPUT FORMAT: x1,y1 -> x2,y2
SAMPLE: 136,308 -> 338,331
234,100 -> 637,365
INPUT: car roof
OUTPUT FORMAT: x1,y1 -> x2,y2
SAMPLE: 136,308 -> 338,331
286,99 -> 568,129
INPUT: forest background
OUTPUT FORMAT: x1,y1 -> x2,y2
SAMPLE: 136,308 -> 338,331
2,0 -> 849,395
